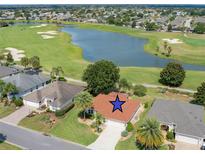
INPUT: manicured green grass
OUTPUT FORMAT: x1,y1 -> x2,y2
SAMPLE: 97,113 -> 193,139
19,107 -> 98,146
0,103 -> 16,118
50,107 -> 98,146
19,113 -> 52,132
0,24 -> 204,90
0,141 -> 21,150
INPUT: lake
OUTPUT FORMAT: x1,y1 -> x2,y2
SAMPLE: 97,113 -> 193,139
62,26 -> 205,71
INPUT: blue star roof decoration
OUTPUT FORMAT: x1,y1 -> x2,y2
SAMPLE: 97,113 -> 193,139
110,95 -> 126,112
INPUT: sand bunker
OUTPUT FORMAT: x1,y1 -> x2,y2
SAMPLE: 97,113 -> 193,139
30,24 -> 48,28
162,38 -> 183,44
37,30 -> 58,39
41,35 -> 55,39
37,31 -> 58,35
4,47 -> 25,61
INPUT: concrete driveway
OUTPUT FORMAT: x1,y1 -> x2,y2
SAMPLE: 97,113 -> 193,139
88,120 -> 125,150
175,141 -> 201,150
1,106 -> 32,125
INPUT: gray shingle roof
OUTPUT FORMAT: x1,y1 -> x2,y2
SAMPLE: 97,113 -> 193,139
0,66 -> 19,78
23,81 -> 85,108
147,99 -> 205,138
3,71 -> 50,93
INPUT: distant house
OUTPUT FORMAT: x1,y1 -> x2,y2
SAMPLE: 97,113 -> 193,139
93,92 -> 141,123
148,99 -> 205,145
171,16 -> 186,30
194,16 -> 205,24
0,66 -> 20,78
23,81 -> 84,111
2,71 -> 50,98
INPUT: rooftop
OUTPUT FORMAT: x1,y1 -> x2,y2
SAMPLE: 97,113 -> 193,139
3,71 -> 50,93
23,81 -> 85,108
147,99 -> 205,138
93,92 -> 141,123
0,66 -> 19,78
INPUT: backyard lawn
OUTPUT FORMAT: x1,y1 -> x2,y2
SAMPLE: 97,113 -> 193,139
0,23 -> 204,90
19,107 -> 98,146
0,141 -> 21,150
0,103 -> 16,118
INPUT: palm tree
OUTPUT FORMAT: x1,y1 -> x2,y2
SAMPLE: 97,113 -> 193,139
73,91 -> 93,120
167,46 -> 172,56
20,57 -> 29,69
136,118 -> 164,149
163,41 -> 168,51
50,66 -> 64,81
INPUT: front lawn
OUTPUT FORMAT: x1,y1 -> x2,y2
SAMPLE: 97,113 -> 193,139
19,107 -> 98,146
0,141 -> 21,150
0,103 -> 16,119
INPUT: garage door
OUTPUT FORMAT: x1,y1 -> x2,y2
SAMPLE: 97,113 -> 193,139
176,134 -> 200,145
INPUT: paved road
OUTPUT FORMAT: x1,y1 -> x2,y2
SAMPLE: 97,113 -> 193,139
0,121 -> 88,150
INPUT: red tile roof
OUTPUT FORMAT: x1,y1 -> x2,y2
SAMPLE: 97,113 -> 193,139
93,92 -> 141,123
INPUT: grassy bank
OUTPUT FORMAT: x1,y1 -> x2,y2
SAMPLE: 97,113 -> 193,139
0,141 -> 21,150
0,24 -> 204,90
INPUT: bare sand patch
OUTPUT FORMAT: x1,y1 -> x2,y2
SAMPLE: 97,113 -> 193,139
4,47 -> 25,61
30,24 -> 48,28
162,38 -> 183,44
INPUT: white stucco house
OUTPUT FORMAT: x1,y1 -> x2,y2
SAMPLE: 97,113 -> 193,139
23,81 -> 84,111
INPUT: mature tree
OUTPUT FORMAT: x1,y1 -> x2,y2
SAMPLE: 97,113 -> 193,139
133,85 -> 147,97
29,56 -> 40,70
119,78 -> 131,91
167,24 -> 172,32
193,23 -> 205,34
73,91 -> 93,120
6,52 -> 14,63
131,21 -> 136,28
145,22 -> 158,31
192,82 -> 205,106
163,41 -> 168,51
50,66 -> 64,80
20,57 -> 29,68
136,118 -> 164,149
167,46 -> 172,56
82,60 -> 120,95
159,62 -> 185,87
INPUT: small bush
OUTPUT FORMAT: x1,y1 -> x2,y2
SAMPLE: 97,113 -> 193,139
55,104 -> 74,117
121,130 -> 128,137
133,85 -> 147,97
126,122 -> 134,132
13,98 -> 23,107
144,102 -> 149,108
166,131 -> 175,140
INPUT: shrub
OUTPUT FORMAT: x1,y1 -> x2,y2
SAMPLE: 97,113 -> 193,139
144,102 -> 149,108
126,122 -> 134,132
121,130 -> 128,137
159,62 -> 185,87
166,131 -> 175,140
192,82 -> 205,106
133,85 -> 147,97
55,104 -> 74,117
13,98 -> 23,107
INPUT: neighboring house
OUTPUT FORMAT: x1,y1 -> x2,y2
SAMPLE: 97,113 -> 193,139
93,92 -> 141,124
23,81 -> 84,111
148,99 -> 205,145
170,16 -> 186,30
0,66 -> 20,78
194,16 -> 205,24
2,70 -> 50,98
